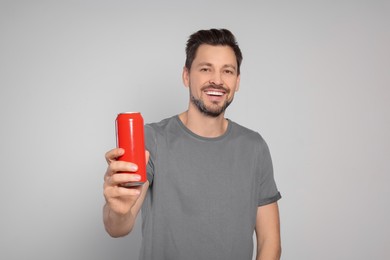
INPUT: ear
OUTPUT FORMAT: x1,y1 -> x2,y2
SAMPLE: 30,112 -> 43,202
182,66 -> 190,88
235,74 -> 241,92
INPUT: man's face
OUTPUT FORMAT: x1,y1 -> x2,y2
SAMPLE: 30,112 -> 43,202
183,44 -> 240,117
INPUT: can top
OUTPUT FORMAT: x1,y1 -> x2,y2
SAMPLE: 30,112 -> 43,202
118,112 -> 140,114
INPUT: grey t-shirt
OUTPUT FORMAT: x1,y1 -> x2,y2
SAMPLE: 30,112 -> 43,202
139,115 -> 281,260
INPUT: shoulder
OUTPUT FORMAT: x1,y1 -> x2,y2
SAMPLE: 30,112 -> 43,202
144,115 -> 180,141
145,116 -> 176,132
229,120 -> 267,146
228,120 -> 272,158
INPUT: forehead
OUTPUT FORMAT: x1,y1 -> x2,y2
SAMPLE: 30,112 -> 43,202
193,44 -> 237,67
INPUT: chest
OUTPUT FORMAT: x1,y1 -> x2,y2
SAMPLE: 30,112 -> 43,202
152,137 -> 259,208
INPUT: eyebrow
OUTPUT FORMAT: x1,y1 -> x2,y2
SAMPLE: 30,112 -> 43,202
197,62 -> 237,71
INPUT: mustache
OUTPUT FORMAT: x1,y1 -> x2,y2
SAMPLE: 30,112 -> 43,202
201,83 -> 229,93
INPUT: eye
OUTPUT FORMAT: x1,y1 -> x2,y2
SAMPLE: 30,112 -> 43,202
224,69 -> 234,74
200,67 -> 210,72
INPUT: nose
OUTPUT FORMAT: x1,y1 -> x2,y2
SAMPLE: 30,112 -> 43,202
209,72 -> 223,86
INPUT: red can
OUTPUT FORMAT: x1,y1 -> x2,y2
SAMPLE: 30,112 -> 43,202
115,112 -> 147,186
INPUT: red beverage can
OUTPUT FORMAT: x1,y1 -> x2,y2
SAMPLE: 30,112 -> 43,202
115,112 -> 146,186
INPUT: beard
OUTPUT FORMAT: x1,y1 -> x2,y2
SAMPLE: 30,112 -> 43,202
190,91 -> 233,118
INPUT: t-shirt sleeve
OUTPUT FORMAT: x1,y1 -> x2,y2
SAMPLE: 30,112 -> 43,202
144,124 -> 156,185
257,136 -> 281,206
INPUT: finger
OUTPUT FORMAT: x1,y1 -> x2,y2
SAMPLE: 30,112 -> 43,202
110,160 -> 138,173
105,148 -> 125,164
104,161 -> 138,181
104,184 -> 142,200
106,173 -> 142,186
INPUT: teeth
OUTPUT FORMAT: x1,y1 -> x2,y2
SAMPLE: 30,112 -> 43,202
205,91 -> 224,96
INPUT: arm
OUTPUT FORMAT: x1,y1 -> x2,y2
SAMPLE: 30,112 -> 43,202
255,202 -> 281,260
103,148 -> 150,237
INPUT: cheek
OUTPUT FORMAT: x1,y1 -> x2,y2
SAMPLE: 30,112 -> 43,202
189,76 -> 205,88
222,75 -> 237,84
226,79 -> 239,91
193,72 -> 211,82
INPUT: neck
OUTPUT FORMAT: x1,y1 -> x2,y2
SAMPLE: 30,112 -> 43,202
178,109 -> 228,138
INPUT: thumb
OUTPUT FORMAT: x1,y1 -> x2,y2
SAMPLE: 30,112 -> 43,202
145,150 -> 150,165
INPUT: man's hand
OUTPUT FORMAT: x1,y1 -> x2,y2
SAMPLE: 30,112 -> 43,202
103,148 -> 150,237
104,148 -> 148,215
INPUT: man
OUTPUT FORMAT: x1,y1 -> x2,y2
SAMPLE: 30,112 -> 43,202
103,28 -> 282,260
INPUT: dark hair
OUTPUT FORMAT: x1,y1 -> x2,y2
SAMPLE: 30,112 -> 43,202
185,28 -> 243,75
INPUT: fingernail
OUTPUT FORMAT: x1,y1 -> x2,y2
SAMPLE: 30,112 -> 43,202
130,164 -> 138,171
134,175 -> 141,181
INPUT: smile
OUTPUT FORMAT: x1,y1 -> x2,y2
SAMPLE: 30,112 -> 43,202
205,90 -> 225,96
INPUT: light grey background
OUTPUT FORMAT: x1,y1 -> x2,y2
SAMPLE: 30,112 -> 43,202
1,1 -> 389,259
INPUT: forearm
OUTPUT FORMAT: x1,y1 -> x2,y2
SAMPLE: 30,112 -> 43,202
103,203 -> 136,237
256,239 -> 281,260
255,202 -> 281,260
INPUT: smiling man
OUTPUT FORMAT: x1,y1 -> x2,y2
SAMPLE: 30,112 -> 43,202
103,29 -> 282,260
